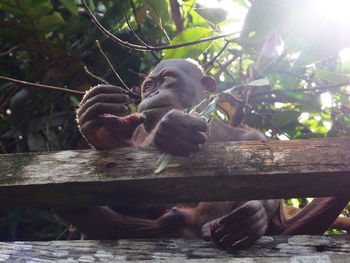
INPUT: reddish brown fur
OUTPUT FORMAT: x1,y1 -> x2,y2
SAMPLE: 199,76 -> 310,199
56,59 -> 348,249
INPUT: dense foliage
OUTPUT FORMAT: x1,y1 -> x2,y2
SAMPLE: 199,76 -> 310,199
1,0 -> 349,240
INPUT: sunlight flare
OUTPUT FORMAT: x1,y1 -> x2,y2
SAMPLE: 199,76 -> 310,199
197,0 -> 248,33
313,0 -> 350,24
320,92 -> 332,109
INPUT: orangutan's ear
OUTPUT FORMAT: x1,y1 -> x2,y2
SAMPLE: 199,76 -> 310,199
202,75 -> 217,93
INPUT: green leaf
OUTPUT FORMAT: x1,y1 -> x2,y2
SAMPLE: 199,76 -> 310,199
315,70 -> 350,84
280,89 -> 312,103
20,0 -> 33,10
0,3 -> 25,16
240,0 -> 291,45
9,89 -> 32,125
199,97 -> 219,117
272,111 -> 301,127
28,2 -> 53,19
194,7 -> 228,25
36,12 -> 65,33
299,99 -> 322,113
189,97 -> 209,114
337,60 -> 350,74
163,27 -> 214,60
32,0 -> 48,6
87,0 -> 95,11
146,0 -> 170,22
59,0 -> 79,16
154,154 -> 173,174
154,95 -> 217,174
7,209 -> 24,239
247,78 -> 270,87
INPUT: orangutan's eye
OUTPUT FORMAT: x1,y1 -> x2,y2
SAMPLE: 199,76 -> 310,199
144,81 -> 155,90
162,73 -> 174,81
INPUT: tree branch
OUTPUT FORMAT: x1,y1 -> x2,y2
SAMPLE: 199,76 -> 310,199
0,76 -> 84,95
123,6 -> 150,47
204,41 -> 230,71
81,0 -> 238,51
246,103 -> 292,139
0,45 -> 22,57
214,56 -> 238,81
95,40 -> 131,92
84,66 -> 110,85
169,0 -> 184,34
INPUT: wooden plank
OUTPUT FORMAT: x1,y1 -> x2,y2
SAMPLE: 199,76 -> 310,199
1,235 -> 350,262
1,138 -> 350,209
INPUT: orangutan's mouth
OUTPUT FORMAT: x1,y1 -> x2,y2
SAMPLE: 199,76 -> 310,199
100,113 -> 116,118
141,104 -> 172,113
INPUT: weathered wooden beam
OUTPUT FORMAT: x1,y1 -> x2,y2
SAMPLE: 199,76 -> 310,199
1,138 -> 350,209
1,235 -> 350,262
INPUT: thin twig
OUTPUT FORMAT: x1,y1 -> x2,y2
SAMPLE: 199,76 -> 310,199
0,45 -> 22,57
204,41 -> 230,71
269,70 -> 312,82
0,76 -> 84,95
215,58 -> 238,81
71,35 -> 87,48
56,226 -> 70,240
308,82 -> 350,92
123,6 -> 150,47
158,16 -> 171,43
260,70 -> 350,94
95,40 -> 131,92
128,68 -> 147,78
246,103 -> 292,140
84,66 -> 110,85
339,91 -> 350,97
252,81 -> 350,98
81,0 -> 238,51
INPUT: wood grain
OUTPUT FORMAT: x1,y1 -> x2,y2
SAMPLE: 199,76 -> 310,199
1,138 -> 350,209
1,235 -> 350,262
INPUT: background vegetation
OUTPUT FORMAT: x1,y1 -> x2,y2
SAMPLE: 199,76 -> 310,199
1,0 -> 350,240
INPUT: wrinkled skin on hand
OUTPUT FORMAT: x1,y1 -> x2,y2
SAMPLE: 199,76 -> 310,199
153,110 -> 208,156
202,201 -> 268,249
76,85 -> 145,149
